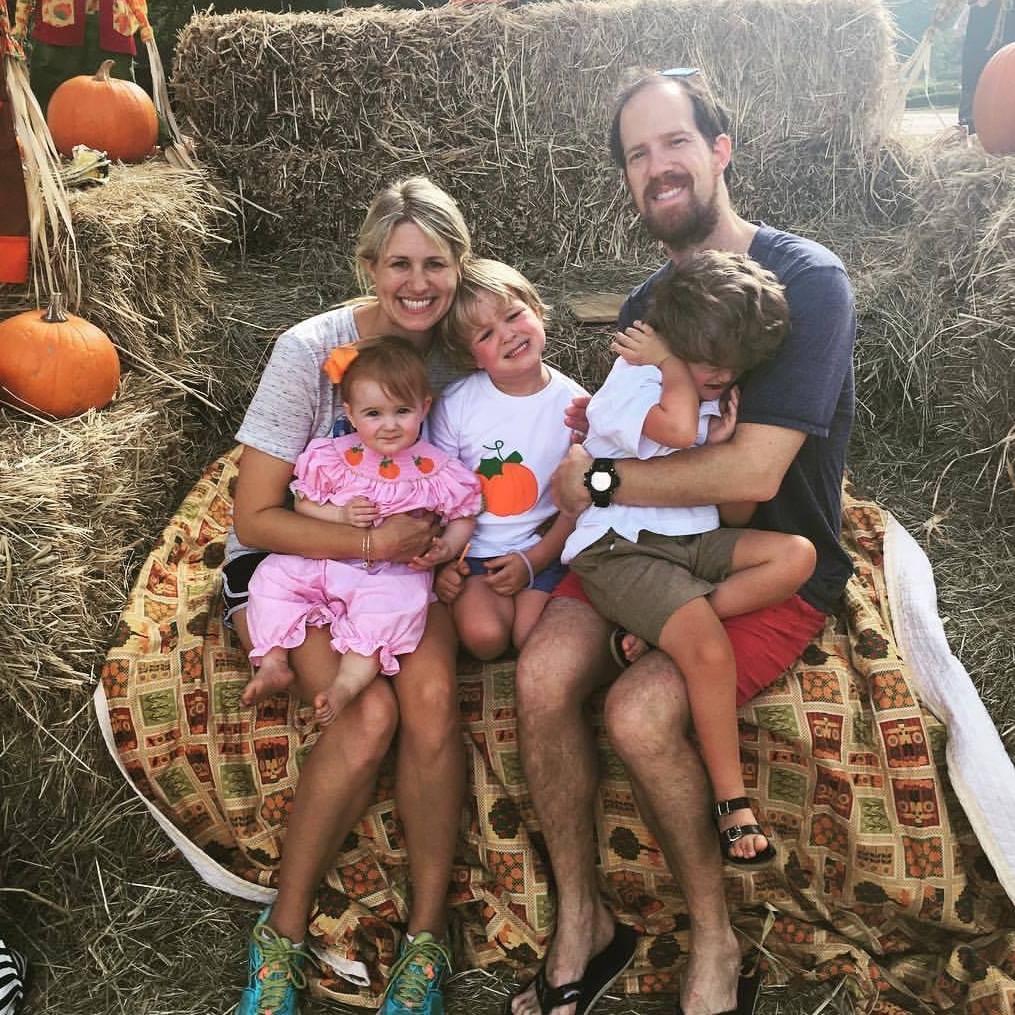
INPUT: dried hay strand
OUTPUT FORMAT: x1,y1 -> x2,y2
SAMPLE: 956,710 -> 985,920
0,374 -> 193,693
172,0 -> 904,258
0,163 -> 232,404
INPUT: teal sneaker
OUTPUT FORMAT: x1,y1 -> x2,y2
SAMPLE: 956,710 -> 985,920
379,931 -> 452,1014
237,908 -> 309,1015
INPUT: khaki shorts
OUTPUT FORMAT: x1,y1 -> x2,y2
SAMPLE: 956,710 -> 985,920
569,527 -> 745,644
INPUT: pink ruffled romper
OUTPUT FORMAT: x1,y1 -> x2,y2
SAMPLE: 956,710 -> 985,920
246,434 -> 482,675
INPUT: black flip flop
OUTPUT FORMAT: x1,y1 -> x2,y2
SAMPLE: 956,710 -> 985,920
674,952 -> 763,1015
506,921 -> 638,1015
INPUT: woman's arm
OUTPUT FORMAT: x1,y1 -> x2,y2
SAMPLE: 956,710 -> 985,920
233,446 -> 438,561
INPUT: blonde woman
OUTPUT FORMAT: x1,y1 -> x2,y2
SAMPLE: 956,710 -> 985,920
225,178 -> 472,1015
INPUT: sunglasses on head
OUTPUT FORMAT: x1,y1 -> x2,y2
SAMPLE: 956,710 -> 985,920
661,67 -> 700,78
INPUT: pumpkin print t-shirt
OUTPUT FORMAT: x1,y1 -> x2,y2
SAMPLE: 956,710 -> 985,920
428,366 -> 588,559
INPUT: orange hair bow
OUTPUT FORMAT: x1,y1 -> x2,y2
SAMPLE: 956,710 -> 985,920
322,345 -> 359,384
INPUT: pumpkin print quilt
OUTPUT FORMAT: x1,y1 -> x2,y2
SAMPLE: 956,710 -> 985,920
98,446 -> 1015,1012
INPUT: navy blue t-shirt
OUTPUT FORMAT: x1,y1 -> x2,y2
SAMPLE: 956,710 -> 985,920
617,224 -> 856,614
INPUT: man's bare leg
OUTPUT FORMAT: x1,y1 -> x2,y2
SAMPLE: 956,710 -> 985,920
511,598 -> 619,1015
392,602 -> 464,938
605,651 -> 740,1015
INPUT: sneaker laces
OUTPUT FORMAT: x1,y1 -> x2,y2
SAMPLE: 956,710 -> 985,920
252,923 -> 310,1014
384,933 -> 452,1010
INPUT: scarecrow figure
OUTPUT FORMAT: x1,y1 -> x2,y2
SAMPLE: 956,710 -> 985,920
2,0 -> 78,298
0,5 -> 29,283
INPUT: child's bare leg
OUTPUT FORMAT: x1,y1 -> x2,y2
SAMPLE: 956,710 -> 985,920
314,650 -> 381,727
620,630 -> 649,664
453,577 -> 514,661
709,531 -> 816,620
657,597 -> 769,860
511,589 -> 550,650
242,645 -> 296,705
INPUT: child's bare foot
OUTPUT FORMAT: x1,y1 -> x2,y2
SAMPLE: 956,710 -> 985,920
609,627 -> 651,668
716,800 -> 774,863
242,650 -> 295,705
313,680 -> 353,727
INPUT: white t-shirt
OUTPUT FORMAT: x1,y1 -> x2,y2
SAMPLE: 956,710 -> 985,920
429,367 -> 589,558
561,358 -> 721,564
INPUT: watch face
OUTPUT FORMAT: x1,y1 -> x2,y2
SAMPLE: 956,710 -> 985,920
590,471 -> 612,492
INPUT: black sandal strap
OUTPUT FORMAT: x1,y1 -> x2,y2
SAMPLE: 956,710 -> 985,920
533,967 -> 582,1012
720,823 -> 765,846
714,796 -> 750,818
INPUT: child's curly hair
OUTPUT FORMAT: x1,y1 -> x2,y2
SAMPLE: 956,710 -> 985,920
647,251 -> 788,374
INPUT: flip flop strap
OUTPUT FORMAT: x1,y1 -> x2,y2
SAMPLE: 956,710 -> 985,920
534,967 -> 582,1011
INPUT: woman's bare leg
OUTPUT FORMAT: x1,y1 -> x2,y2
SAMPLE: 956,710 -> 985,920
265,625 -> 398,942
392,602 -> 463,937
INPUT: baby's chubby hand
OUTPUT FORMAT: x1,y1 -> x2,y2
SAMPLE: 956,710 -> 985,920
610,320 -> 671,368
341,496 -> 379,527
409,536 -> 456,571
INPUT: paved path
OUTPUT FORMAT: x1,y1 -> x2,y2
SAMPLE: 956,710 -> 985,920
901,105 -> 961,139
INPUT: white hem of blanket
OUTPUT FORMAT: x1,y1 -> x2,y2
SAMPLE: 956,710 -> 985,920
883,514 -> 1015,903
92,682 -> 372,987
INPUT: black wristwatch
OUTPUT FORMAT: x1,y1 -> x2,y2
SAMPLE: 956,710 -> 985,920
583,458 -> 621,507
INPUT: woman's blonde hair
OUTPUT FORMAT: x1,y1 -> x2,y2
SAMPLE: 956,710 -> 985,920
354,177 -> 472,293
438,258 -> 549,367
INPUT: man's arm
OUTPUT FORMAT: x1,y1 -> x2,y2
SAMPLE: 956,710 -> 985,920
551,422 -> 805,515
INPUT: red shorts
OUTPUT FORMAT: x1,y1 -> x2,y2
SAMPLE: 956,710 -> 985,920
551,571 -> 827,706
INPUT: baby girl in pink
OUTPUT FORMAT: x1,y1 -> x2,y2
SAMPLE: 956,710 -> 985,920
244,337 -> 482,725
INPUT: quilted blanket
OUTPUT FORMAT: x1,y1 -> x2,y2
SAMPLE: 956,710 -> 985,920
97,447 -> 1015,1012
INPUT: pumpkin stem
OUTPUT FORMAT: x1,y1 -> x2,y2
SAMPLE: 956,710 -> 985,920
44,292 -> 69,324
94,59 -> 116,83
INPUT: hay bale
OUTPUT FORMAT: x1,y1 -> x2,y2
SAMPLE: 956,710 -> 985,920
0,164 -> 232,402
851,144 -> 1015,495
173,0 -> 904,257
0,375 -> 194,691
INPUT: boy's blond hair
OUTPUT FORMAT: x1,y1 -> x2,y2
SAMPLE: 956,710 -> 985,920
439,258 -> 549,368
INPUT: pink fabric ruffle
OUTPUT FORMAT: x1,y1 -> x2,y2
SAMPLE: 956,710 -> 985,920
290,435 -> 482,523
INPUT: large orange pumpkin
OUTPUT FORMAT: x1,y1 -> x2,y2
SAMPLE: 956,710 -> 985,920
0,292 -> 121,417
47,60 -> 158,162
973,42 -> 1015,155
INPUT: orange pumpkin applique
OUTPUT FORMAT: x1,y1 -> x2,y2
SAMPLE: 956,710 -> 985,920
476,441 -> 538,517
379,457 -> 400,480
414,455 -> 434,474
345,444 -> 364,466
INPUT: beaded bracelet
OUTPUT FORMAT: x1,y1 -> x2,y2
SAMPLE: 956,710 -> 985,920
512,549 -> 535,590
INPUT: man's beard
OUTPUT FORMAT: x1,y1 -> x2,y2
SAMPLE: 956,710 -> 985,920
640,174 -> 719,251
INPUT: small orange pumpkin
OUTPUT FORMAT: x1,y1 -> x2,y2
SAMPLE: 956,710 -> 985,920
480,462 -> 538,516
345,444 -> 364,466
0,292 -> 120,417
47,60 -> 158,162
379,457 -> 400,479
973,42 -> 1015,155
414,455 -> 434,474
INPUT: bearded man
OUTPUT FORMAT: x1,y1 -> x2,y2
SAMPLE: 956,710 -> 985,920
509,70 -> 856,1015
